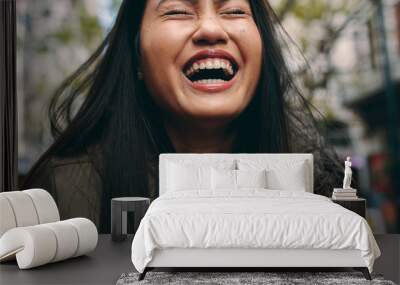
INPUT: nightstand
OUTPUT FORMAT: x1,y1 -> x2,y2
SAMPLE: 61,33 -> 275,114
331,198 -> 366,218
111,197 -> 150,242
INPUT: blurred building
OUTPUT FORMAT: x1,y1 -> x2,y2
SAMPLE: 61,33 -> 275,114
338,0 -> 399,152
333,0 -> 400,233
16,0 -> 106,175
276,0 -> 400,232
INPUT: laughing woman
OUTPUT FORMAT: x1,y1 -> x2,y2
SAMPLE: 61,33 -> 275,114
24,0 -> 342,233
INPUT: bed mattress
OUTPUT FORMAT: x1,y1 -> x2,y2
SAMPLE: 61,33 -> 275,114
131,189 -> 380,273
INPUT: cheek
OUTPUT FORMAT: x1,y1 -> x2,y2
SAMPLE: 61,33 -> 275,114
230,24 -> 262,92
225,21 -> 262,74
140,23 -> 193,71
233,24 -> 263,108
140,27 -> 176,94
141,27 -> 174,75
140,23 -> 194,94
240,26 -> 262,67
140,23 -> 193,111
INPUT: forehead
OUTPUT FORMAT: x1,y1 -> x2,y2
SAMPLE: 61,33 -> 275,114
155,0 -> 244,8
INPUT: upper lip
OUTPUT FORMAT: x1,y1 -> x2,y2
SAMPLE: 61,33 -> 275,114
182,49 -> 239,72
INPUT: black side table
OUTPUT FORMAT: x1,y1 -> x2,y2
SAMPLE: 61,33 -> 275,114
111,197 -> 150,242
331,198 -> 366,218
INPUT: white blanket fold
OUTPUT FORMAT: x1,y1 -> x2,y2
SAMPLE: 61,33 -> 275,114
131,190 -> 380,273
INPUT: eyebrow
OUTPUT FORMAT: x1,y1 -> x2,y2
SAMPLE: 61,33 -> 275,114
156,0 -> 231,10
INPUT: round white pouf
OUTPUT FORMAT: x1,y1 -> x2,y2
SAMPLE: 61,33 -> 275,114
0,225 -> 57,269
0,218 -> 98,269
42,221 -> 79,262
0,191 -> 39,228
0,195 -> 17,237
23,189 -> 60,224
66,218 -> 98,257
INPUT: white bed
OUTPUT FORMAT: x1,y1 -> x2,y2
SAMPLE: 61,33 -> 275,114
131,154 -> 381,280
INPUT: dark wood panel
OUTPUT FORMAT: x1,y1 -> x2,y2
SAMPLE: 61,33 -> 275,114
332,199 -> 366,218
0,0 -> 17,192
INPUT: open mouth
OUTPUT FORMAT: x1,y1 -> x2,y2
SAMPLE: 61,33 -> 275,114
181,50 -> 240,93
182,58 -> 239,84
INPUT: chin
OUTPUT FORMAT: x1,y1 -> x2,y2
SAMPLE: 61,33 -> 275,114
183,108 -> 241,123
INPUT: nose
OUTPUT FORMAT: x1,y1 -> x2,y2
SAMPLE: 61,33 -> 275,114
192,14 -> 229,46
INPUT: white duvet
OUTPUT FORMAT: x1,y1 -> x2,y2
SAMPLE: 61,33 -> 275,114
131,189 -> 381,273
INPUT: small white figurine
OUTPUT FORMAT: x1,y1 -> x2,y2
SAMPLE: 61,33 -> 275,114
342,156 -> 352,189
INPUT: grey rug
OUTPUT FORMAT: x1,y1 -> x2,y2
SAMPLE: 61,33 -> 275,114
116,272 -> 396,285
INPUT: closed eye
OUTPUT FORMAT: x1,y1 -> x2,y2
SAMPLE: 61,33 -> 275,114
223,8 -> 246,15
163,9 -> 192,16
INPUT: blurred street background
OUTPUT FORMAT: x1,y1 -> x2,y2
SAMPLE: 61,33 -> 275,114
16,0 -> 400,233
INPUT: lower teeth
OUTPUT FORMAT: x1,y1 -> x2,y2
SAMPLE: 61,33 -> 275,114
194,79 -> 227,84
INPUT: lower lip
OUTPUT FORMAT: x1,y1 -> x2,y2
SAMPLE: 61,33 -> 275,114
183,72 -> 238,93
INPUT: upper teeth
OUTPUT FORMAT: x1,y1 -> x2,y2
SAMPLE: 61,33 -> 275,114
185,58 -> 234,77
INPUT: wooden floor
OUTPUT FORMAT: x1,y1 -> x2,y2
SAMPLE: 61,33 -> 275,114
373,234 -> 400,284
0,234 -> 398,284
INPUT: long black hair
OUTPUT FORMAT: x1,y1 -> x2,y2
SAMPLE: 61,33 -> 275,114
23,0 -> 342,232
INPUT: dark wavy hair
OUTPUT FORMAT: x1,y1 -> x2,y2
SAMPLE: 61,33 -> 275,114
23,0 -> 342,233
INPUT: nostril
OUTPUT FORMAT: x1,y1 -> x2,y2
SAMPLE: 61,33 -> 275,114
191,23 -> 229,45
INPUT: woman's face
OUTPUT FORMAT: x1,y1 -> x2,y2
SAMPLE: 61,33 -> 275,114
140,0 -> 262,124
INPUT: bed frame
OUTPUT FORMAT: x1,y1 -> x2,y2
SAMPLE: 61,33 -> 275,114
141,248 -> 371,280
138,154 -> 371,281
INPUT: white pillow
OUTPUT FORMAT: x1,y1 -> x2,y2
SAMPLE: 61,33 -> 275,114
165,158 -> 236,170
237,159 -> 307,191
166,162 -> 211,191
236,169 -> 268,188
211,168 -> 268,190
267,166 -> 306,191
211,168 -> 236,190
